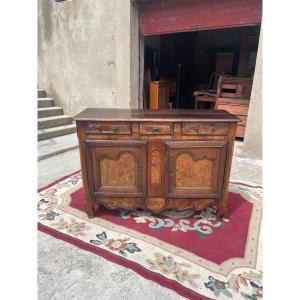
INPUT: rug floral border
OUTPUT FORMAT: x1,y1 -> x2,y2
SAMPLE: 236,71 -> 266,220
38,171 -> 262,300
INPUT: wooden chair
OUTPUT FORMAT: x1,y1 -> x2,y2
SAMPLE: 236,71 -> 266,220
193,72 -> 223,109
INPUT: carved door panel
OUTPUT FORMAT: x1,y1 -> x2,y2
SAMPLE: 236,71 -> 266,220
165,140 -> 227,198
85,140 -> 147,197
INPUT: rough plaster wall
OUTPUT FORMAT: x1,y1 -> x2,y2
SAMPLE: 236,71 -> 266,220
130,2 -> 140,108
242,33 -> 262,159
139,36 -> 145,107
115,0 -> 130,109
38,0 -> 139,116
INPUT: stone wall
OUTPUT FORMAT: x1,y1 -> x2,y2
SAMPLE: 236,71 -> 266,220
38,0 -> 140,116
242,32 -> 262,160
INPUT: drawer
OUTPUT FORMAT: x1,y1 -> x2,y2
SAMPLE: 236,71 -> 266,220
217,104 -> 249,116
182,123 -> 228,135
85,122 -> 131,134
140,123 -> 172,135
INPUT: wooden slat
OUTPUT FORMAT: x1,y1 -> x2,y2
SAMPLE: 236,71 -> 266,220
222,84 -> 238,89
216,103 -> 249,116
221,92 -> 237,98
216,98 -> 250,106
140,0 -> 262,35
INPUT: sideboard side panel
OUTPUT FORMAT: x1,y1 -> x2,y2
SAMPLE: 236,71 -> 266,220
217,123 -> 237,217
76,121 -> 95,218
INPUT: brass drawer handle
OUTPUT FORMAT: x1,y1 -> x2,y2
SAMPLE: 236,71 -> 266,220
113,126 -> 122,133
152,127 -> 161,133
190,125 -> 199,131
102,127 -> 123,134
87,124 -> 129,134
88,123 -> 101,131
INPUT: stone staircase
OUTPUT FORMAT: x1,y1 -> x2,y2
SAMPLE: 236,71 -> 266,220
38,89 -> 76,141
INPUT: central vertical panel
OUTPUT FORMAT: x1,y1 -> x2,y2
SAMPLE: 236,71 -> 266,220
147,140 -> 166,197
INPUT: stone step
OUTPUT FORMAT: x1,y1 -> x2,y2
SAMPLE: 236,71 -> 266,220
38,124 -> 77,141
38,106 -> 63,118
38,133 -> 79,161
38,115 -> 73,130
38,89 -> 46,98
38,98 -> 55,108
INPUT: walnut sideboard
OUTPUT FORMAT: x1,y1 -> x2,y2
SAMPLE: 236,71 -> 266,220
74,109 -> 239,219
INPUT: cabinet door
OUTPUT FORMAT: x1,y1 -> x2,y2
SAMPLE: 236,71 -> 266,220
86,140 -> 147,197
165,140 -> 227,198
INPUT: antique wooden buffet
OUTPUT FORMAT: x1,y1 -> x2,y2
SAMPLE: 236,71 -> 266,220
74,109 -> 239,219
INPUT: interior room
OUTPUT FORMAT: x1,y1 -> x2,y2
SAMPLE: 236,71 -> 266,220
144,25 -> 260,109
143,25 -> 260,138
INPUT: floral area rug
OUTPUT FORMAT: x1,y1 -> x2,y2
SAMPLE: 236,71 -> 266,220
38,171 -> 262,300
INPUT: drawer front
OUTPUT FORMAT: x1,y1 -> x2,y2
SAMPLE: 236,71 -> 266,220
85,122 -> 131,134
140,123 -> 172,135
217,104 -> 249,116
182,123 -> 228,135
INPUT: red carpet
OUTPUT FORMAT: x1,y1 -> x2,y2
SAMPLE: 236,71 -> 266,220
70,188 -> 253,265
38,171 -> 262,300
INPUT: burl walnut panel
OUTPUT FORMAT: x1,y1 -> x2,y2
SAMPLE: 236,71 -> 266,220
99,152 -> 136,187
175,155 -> 212,187
150,150 -> 161,185
86,140 -> 147,198
74,109 -> 238,219
165,140 -> 227,199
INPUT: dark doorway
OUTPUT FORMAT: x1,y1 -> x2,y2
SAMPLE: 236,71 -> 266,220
143,25 -> 260,109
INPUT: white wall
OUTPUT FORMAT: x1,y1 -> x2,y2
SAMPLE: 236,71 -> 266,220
242,32 -> 262,159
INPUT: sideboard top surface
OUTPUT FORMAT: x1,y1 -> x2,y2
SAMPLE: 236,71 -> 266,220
74,108 -> 239,123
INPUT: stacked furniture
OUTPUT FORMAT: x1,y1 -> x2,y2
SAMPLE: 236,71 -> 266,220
214,53 -> 235,89
149,81 -> 170,109
215,76 -> 253,138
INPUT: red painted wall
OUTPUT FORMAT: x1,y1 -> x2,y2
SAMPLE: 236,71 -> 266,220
140,0 -> 262,35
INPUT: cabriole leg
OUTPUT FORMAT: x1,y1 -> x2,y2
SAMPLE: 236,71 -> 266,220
84,199 -> 95,219
217,194 -> 228,219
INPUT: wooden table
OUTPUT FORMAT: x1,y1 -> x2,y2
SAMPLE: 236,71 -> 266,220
74,109 -> 239,219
